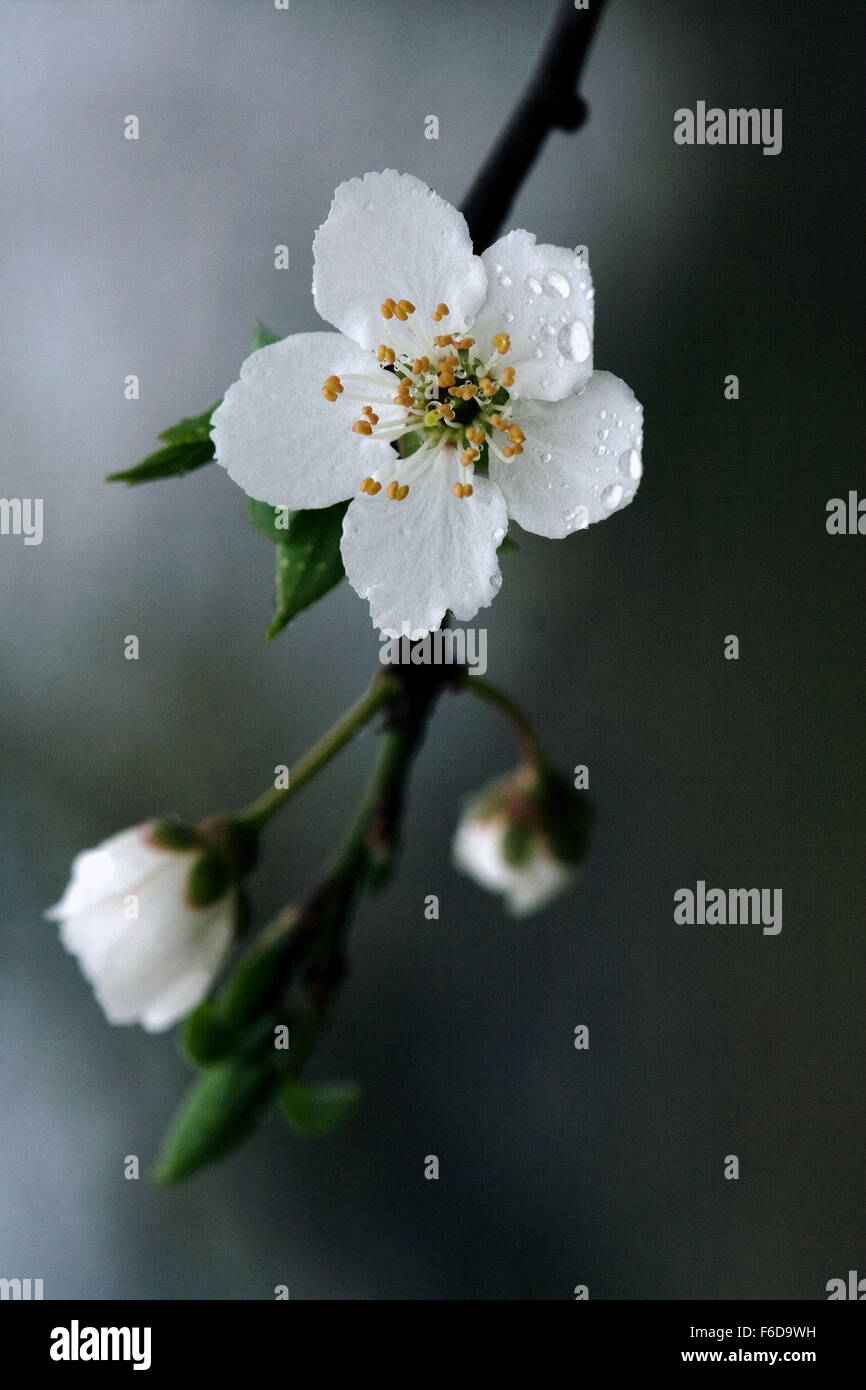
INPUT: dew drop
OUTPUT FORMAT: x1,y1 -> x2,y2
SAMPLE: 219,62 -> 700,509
564,504 -> 589,532
540,376 -> 551,389
504,311 -> 514,323
542,269 -> 571,299
619,447 -> 642,481
494,262 -> 503,274
555,354 -> 565,368
533,348 -> 543,359
490,572 -> 503,589
602,483 -> 623,511
556,318 -> 591,363
598,408 -> 607,420
541,452 -> 552,464
526,275 -> 543,296
597,428 -> 608,441
498,273 -> 512,289
545,323 -> 556,337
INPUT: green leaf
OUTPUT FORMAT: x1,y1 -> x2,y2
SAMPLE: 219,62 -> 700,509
106,437 -> 215,486
251,321 -> 280,350
497,534 -> 518,555
279,1080 -> 362,1137
152,1057 -> 278,1185
158,403 -> 221,445
247,500 -> 349,640
182,1001 -> 237,1066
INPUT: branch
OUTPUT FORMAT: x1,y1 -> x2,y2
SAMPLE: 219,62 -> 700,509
460,0 -> 607,251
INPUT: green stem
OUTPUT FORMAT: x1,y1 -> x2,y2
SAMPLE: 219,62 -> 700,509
462,674 -> 546,766
235,672 -> 400,832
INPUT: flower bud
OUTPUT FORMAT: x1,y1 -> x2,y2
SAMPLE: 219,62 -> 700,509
46,821 -> 238,1032
453,765 -> 592,916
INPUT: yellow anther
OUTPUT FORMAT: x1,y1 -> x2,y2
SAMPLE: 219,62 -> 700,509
461,448 -> 478,467
492,332 -> 511,354
377,345 -> 396,365
362,406 -> 380,424
367,480 -> 382,495
478,377 -> 495,396
438,375 -> 455,389
396,484 -> 410,500
501,366 -> 515,386
323,374 -> 343,393
432,302 -> 450,322
466,426 -> 486,444
503,444 -> 523,458
440,403 -> 455,421
360,477 -> 374,492
412,357 -> 430,374
353,419 -> 373,435
434,334 -> 453,347
398,299 -> 415,315
452,482 -> 464,498
386,481 -> 399,500
393,303 -> 408,321
507,424 -> 525,443
454,337 -> 474,350
490,413 -> 506,430
380,302 -> 394,319
463,483 -> 473,497
321,387 -> 338,402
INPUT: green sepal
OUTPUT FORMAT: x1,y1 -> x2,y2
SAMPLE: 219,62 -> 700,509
182,1000 -> 238,1066
186,851 -> 231,908
149,818 -> 199,852
398,428 -> 426,458
278,1080 -> 362,1138
533,769 -> 594,866
497,533 -> 518,555
501,819 -> 534,868
217,927 -> 297,1033
151,1057 -> 278,1185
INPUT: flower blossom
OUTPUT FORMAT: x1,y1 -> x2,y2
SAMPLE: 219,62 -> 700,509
212,170 -> 643,636
47,823 -> 236,1032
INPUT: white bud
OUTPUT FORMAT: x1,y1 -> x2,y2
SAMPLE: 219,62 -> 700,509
453,810 -> 574,917
46,823 -> 234,1032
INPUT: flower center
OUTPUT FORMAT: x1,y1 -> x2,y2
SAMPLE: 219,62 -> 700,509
321,298 -> 525,502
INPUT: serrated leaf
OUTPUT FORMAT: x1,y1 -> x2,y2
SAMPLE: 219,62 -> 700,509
254,501 -> 349,639
279,1080 -> 362,1137
106,437 -> 215,486
251,321 -> 280,350
152,1058 -> 278,1185
158,403 -> 221,445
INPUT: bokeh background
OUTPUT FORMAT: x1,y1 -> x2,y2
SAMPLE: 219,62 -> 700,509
1,0 -> 863,1299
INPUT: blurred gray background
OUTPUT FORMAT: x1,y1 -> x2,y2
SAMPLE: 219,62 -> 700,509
1,0 -> 863,1299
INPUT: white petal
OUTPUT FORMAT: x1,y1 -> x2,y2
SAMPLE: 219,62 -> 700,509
95,875 -> 233,1031
471,230 -> 595,402
58,892 -> 134,983
341,454 -> 508,638
492,372 -> 643,539
453,818 -> 572,917
211,332 -> 400,509
46,823 -> 166,920
313,170 -> 487,352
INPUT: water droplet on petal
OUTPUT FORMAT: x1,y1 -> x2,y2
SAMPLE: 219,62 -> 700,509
494,262 -> 503,274
556,319 -> 591,363
602,483 -> 623,511
490,572 -> 503,589
498,273 -> 512,289
540,376 -> 551,389
597,428 -> 608,441
619,447 -> 642,480
541,452 -> 552,464
542,270 -> 571,299
598,409 -> 607,420
505,311 -> 514,323
533,348 -> 543,359
526,275 -> 543,296
564,504 -> 589,532
492,526 -> 506,545
555,354 -> 565,368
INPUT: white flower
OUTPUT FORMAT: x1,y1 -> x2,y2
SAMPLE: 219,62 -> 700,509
453,814 -> 574,917
211,169 -> 643,637
453,764 -> 591,916
46,823 -> 235,1032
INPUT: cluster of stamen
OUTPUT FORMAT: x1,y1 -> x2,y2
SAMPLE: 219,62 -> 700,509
320,296 -> 526,502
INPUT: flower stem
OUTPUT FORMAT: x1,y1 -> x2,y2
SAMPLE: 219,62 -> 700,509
462,674 -> 547,767
235,672 -> 400,832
